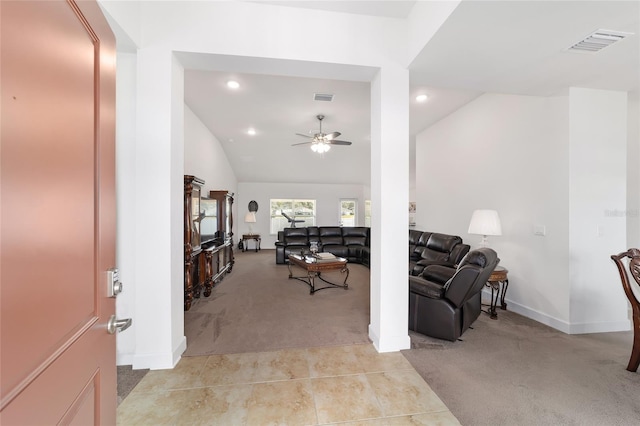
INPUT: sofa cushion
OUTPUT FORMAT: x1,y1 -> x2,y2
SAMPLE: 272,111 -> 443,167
283,227 -> 308,246
409,229 -> 423,246
321,236 -> 343,245
343,236 -> 366,246
342,227 -> 369,237
307,226 -> 320,244
426,233 -> 463,252
284,227 -> 308,238
286,236 -> 308,246
417,232 -> 432,246
322,245 -> 349,258
419,233 -> 463,262
348,246 -> 364,258
319,227 -> 342,237
411,232 -> 432,260
419,249 -> 450,262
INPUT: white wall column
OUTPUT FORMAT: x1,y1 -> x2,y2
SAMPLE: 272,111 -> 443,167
115,52 -> 137,365
369,65 -> 411,352
627,92 -> 640,249
131,47 -> 186,369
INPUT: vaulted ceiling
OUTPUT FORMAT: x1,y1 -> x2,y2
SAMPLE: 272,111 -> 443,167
184,1 -> 639,186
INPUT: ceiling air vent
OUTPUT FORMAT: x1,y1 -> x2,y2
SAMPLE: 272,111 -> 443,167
314,93 -> 334,102
567,29 -> 633,53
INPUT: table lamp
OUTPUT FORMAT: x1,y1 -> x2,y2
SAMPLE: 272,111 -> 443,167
244,211 -> 256,235
468,209 -> 502,247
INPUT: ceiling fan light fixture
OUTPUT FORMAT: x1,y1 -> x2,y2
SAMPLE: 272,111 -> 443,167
311,142 -> 331,153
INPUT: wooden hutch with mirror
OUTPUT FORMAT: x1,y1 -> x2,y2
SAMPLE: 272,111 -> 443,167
184,176 -> 234,311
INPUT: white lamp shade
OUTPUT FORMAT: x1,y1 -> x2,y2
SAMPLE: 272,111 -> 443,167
244,212 -> 256,223
468,210 -> 502,236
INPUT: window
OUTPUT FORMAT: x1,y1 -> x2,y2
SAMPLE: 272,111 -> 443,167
270,199 -> 316,234
340,199 -> 357,226
364,200 -> 371,227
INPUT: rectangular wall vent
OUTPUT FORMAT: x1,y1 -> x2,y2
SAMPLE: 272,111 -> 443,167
567,29 -> 633,53
314,93 -> 334,102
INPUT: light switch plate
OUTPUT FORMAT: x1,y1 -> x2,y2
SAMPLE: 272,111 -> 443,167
533,225 -> 546,236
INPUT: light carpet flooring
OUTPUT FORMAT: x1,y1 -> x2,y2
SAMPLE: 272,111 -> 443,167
117,343 -> 460,425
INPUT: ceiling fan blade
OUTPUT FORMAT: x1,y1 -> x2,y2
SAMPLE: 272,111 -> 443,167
295,133 -> 313,138
292,141 -> 313,146
329,140 -> 352,146
326,131 -> 341,140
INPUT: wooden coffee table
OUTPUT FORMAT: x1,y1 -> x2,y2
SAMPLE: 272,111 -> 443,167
287,254 -> 349,294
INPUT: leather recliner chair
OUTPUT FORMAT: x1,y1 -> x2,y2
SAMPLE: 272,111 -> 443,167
408,247 -> 499,341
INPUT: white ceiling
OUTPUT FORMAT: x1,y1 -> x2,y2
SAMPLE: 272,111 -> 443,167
184,1 -> 639,186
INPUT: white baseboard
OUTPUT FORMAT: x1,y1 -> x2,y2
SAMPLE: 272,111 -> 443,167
368,324 -> 411,353
504,299 -> 572,334
485,291 -> 632,334
130,335 -> 187,370
568,319 -> 631,334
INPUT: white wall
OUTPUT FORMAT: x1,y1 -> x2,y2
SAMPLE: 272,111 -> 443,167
416,90 -> 631,333
237,182 -> 368,248
568,88 -> 628,332
417,93 -> 572,327
184,104 -> 238,222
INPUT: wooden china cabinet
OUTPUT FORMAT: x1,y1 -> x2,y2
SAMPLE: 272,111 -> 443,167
208,189 -> 235,273
184,176 -> 234,311
184,175 -> 204,310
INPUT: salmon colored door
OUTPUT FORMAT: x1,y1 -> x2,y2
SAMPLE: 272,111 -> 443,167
1,1 -> 117,424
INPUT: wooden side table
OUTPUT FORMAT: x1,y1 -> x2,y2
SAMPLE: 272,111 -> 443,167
486,266 -> 509,319
242,234 -> 261,252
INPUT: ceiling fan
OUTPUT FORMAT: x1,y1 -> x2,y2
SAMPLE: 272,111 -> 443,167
292,115 -> 352,153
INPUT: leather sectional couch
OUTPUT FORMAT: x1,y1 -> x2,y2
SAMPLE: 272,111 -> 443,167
276,226 -> 370,266
276,226 -> 491,341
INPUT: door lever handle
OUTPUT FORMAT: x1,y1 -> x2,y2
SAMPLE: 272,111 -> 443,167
107,315 -> 132,334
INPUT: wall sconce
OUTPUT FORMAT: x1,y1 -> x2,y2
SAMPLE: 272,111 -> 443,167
468,209 -> 502,247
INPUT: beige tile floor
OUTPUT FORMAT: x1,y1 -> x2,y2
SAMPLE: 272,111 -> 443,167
117,343 -> 460,425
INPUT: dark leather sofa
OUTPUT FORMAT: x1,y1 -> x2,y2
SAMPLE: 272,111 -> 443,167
409,230 -> 470,276
409,248 -> 499,341
276,226 -> 370,266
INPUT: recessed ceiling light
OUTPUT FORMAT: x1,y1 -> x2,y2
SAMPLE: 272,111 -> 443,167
227,80 -> 240,89
247,128 -> 256,136
416,94 -> 428,103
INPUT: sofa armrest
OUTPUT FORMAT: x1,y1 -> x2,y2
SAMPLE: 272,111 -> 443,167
416,259 -> 455,268
409,276 -> 445,299
421,264 -> 456,285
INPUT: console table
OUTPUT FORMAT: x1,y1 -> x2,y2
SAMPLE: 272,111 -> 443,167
486,266 -> 509,319
242,234 -> 261,252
